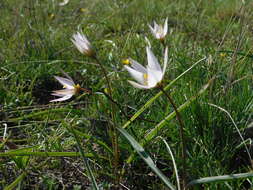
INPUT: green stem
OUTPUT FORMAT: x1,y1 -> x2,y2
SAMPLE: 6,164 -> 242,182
159,86 -> 187,190
94,56 -> 120,185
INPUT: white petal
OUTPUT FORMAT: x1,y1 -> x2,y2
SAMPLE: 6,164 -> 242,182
51,89 -> 75,96
148,24 -> 156,38
128,80 -> 151,89
50,95 -> 73,102
124,65 -> 145,85
146,47 -> 162,72
163,17 -> 168,36
59,0 -> 69,6
163,46 -> 168,75
129,58 -> 147,73
54,76 -> 75,89
147,68 -> 159,88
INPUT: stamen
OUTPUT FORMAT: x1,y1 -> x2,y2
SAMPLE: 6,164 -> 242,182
143,73 -> 148,85
74,84 -> 81,93
122,59 -> 130,65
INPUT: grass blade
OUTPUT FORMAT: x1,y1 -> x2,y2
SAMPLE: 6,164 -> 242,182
4,171 -> 27,190
160,137 -> 181,190
126,78 -> 214,164
187,172 -> 253,187
117,127 -> 176,190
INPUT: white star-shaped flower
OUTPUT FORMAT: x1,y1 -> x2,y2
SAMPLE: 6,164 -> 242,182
71,32 -> 94,57
148,17 -> 168,41
124,46 -> 168,89
50,74 -> 80,102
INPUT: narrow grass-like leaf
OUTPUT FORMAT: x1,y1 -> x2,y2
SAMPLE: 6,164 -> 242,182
126,78 -> 213,163
66,125 -> 99,190
117,127 -> 176,190
160,137 -> 180,190
0,151 -> 94,157
4,171 -> 27,190
187,172 -> 253,187
123,57 -> 206,129
73,129 -> 113,155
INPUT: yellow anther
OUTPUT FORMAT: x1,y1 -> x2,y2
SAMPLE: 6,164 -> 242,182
63,85 -> 67,89
122,59 -> 130,65
79,8 -> 86,13
74,84 -> 81,93
220,53 -> 226,57
48,13 -> 55,20
143,73 -> 148,85
104,88 -> 109,94
143,73 -> 148,80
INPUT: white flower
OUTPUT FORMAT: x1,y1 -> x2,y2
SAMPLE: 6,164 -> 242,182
124,46 -> 168,89
50,74 -> 80,102
71,32 -> 94,57
59,0 -> 69,6
148,17 -> 168,41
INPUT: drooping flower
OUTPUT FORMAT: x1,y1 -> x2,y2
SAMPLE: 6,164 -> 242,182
148,17 -> 168,41
71,32 -> 94,57
50,74 -> 81,102
124,46 -> 168,89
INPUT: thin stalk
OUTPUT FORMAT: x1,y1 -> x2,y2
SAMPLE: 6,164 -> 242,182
68,126 -> 99,190
159,86 -> 187,190
93,56 -> 120,185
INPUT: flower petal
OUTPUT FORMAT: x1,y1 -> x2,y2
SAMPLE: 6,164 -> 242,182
54,76 -> 75,89
163,17 -> 168,36
128,80 -> 151,89
50,95 -> 73,102
146,47 -> 162,72
147,67 -> 159,88
163,46 -> 168,75
148,24 -> 156,38
124,65 -> 145,85
129,58 -> 147,73
51,89 -> 75,96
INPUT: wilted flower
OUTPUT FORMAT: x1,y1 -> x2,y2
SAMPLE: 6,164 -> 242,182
124,46 -> 168,89
50,74 -> 81,102
71,32 -> 94,57
148,17 -> 168,41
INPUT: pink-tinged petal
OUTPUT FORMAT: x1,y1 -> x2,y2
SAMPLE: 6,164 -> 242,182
129,58 -> 147,73
146,47 -> 162,72
50,95 -> 73,102
163,46 -> 168,75
54,76 -> 75,89
124,65 -> 145,85
128,80 -> 151,89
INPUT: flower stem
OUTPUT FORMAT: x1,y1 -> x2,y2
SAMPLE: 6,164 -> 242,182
93,56 -> 120,186
159,86 -> 187,189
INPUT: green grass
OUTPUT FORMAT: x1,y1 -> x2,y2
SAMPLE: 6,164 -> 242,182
1,0 -> 253,189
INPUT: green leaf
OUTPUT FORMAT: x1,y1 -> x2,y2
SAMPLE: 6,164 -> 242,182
4,171 -> 27,190
117,127 -> 176,190
187,172 -> 253,187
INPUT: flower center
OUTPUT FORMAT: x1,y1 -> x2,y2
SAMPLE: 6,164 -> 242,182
143,73 -> 148,85
74,84 -> 81,93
